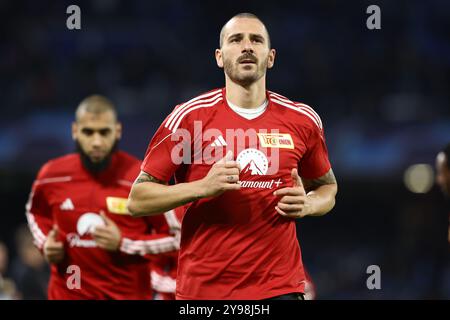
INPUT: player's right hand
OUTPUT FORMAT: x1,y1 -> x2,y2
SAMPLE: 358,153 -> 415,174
43,226 -> 65,264
198,150 -> 241,198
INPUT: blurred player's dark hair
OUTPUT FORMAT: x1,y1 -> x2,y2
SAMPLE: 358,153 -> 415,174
75,95 -> 118,123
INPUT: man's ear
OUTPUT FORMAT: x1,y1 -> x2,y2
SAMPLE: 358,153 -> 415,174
71,122 -> 77,141
115,122 -> 122,140
267,48 -> 276,69
215,49 -> 224,68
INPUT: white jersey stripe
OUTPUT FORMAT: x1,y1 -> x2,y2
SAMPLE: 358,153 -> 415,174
120,236 -> 178,255
167,93 -> 222,131
267,91 -> 294,104
127,238 -> 175,254
25,192 -> 47,249
296,105 -> 323,130
26,176 -> 73,249
166,92 -> 222,130
35,176 -> 72,185
27,215 -> 46,248
146,132 -> 175,158
295,103 -> 323,129
25,212 -> 46,249
268,91 -> 296,103
164,210 -> 181,230
151,271 -> 176,293
271,98 -> 322,130
170,96 -> 223,132
165,89 -> 222,129
269,92 -> 323,129
268,91 -> 323,129
166,89 -> 221,127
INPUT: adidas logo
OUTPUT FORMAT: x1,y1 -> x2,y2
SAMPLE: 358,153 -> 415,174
60,198 -> 74,211
210,135 -> 227,147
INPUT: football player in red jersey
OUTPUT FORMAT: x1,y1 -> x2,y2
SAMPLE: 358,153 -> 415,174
128,13 -> 338,300
26,95 -> 180,299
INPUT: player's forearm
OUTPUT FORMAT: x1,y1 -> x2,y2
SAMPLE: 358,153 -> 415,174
306,183 -> 337,216
127,181 -> 203,217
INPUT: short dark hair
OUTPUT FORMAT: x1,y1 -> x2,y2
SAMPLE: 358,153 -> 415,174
75,95 -> 117,122
442,142 -> 450,169
219,13 -> 271,48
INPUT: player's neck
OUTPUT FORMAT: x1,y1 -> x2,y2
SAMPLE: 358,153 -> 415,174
225,76 -> 267,109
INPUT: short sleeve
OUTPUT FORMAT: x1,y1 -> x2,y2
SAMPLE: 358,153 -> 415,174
141,109 -> 191,182
298,123 -> 331,180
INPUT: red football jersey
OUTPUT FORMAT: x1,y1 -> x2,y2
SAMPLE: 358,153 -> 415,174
141,88 -> 331,300
26,151 -> 180,299
150,208 -> 184,300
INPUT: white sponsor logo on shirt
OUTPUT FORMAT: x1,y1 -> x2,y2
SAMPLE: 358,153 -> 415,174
235,148 -> 284,189
239,179 -> 283,189
65,212 -> 105,248
76,213 -> 104,236
66,233 -> 98,248
236,148 -> 268,175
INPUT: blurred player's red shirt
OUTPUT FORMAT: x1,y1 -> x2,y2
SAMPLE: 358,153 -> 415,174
141,88 -> 331,299
150,209 -> 184,300
151,251 -> 178,300
26,151 -> 179,299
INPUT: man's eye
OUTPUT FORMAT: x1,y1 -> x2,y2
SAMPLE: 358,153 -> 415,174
99,129 -> 111,136
230,38 -> 239,43
82,129 -> 94,136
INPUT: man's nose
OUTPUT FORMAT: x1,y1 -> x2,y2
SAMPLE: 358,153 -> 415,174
241,38 -> 254,53
92,133 -> 103,147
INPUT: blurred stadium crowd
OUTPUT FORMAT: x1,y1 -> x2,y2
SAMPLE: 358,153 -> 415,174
0,0 -> 449,299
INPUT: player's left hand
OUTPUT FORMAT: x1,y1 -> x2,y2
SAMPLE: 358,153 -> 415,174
92,211 -> 122,251
273,168 -> 312,218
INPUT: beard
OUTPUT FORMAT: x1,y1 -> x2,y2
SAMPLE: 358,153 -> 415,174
223,52 -> 268,87
75,140 -> 118,174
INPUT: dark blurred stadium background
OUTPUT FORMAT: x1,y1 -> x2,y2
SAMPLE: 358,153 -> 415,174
0,0 -> 449,299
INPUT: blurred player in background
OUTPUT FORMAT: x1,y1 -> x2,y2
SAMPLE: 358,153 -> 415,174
26,95 -> 180,299
150,208 -> 183,300
151,252 -> 177,300
128,13 -> 337,300
435,142 -> 450,244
